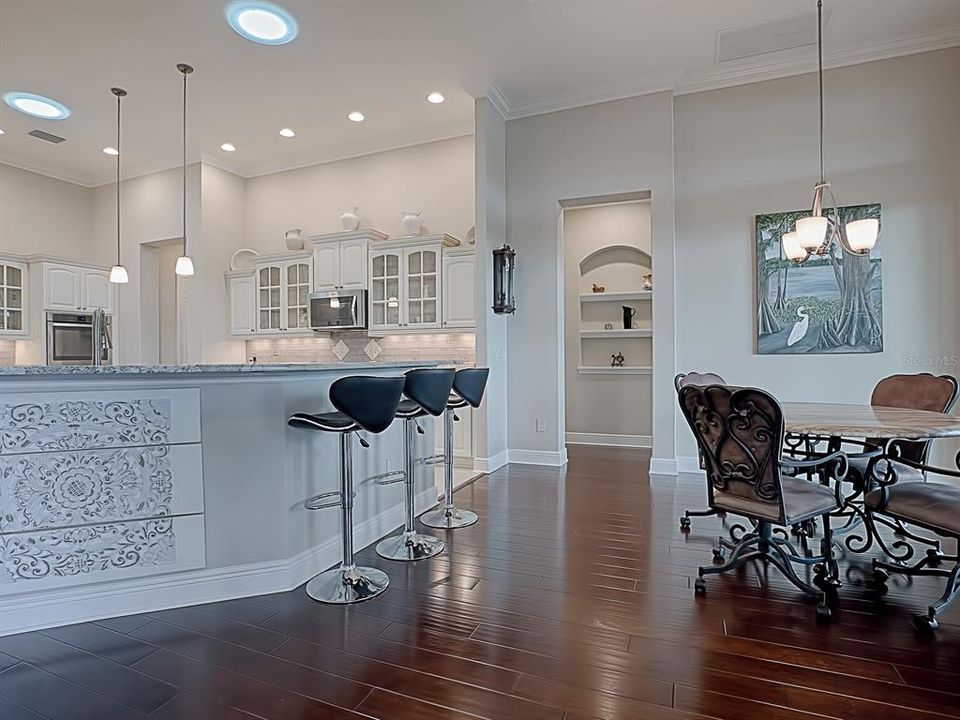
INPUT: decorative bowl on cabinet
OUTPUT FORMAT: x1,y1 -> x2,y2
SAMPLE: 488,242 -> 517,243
339,207 -> 360,231
401,210 -> 423,236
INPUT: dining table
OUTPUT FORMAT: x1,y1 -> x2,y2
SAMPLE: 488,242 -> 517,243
778,401 -> 960,581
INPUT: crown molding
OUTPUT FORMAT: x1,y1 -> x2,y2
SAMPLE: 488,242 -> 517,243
491,25 -> 960,119
0,157 -> 96,188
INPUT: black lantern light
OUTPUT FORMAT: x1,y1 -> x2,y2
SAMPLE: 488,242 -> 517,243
492,244 -> 516,314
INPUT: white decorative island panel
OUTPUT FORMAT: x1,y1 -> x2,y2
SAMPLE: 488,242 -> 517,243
0,388 -> 205,595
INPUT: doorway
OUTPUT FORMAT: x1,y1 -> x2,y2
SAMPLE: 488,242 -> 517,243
139,238 -> 184,365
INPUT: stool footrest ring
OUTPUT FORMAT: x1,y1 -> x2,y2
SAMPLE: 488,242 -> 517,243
305,490 -> 351,511
369,470 -> 406,485
420,453 -> 445,466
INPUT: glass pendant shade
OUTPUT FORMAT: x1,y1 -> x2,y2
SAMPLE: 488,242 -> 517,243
781,231 -> 806,261
109,265 -> 129,284
175,256 -> 195,276
796,215 -> 829,251
845,218 -> 878,252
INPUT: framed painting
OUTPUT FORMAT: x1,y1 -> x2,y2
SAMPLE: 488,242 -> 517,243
755,203 -> 882,354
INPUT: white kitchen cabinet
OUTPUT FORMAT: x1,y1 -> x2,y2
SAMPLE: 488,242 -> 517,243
41,263 -> 114,313
368,234 -> 459,333
442,250 -> 475,329
255,255 -> 311,334
0,260 -> 27,336
310,229 -> 386,293
226,271 -> 256,336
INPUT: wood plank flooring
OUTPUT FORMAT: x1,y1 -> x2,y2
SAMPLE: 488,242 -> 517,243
1,445 -> 958,719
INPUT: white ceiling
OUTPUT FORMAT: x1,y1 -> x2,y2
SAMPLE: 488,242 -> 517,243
1,0 -> 958,187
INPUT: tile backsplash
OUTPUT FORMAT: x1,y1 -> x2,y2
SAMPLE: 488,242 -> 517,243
246,332 -> 475,365
0,341 -> 16,366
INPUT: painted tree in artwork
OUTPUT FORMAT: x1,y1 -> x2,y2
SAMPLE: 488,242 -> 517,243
817,204 -> 882,349
755,211 -> 795,335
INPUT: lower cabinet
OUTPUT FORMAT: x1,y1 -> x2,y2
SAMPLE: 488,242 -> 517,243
435,405 -> 474,466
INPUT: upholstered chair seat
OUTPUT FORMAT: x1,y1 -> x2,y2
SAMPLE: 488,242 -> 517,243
866,482 -> 960,536
715,477 -> 837,524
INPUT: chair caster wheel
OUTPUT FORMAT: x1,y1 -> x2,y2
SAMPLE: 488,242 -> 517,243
926,548 -> 942,567
816,604 -> 832,623
712,548 -> 725,562
680,516 -> 691,530
694,577 -> 706,595
914,614 -> 938,633
872,567 -> 889,584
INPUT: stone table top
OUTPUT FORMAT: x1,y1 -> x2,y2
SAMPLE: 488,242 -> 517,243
782,402 -> 960,440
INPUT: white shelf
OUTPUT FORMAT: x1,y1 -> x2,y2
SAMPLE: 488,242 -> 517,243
580,290 -> 652,303
577,365 -> 653,375
580,329 -> 652,339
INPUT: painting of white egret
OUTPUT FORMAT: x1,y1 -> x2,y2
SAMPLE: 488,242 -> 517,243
755,203 -> 882,354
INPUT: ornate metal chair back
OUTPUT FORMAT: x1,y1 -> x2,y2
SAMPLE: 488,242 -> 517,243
677,384 -> 787,524
870,373 -> 959,463
675,371 -> 726,393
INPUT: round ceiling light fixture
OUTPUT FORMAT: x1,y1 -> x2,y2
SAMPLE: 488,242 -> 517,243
426,92 -> 445,104
220,142 -> 237,152
278,127 -> 295,137
347,111 -> 365,122
226,2 -> 298,45
103,146 -> 119,156
4,91 -> 71,120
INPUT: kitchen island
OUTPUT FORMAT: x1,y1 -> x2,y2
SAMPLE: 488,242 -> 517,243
0,362 -> 439,635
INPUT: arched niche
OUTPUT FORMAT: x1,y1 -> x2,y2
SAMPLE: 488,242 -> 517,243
578,244 -> 651,293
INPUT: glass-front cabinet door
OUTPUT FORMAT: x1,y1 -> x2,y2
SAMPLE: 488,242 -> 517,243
257,264 -> 282,333
285,261 -> 311,330
369,250 -> 402,330
404,246 -> 440,329
0,263 -> 25,334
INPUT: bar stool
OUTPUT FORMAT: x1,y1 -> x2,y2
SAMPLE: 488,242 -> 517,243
376,368 -> 455,561
288,375 -> 405,604
420,367 -> 489,529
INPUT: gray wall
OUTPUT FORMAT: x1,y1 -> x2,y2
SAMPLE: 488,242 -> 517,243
674,48 -> 960,463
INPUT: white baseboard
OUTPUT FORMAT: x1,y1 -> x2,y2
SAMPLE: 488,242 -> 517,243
508,448 -> 569,466
474,449 -> 509,473
565,432 -> 652,448
0,488 -> 435,637
677,455 -> 703,474
649,457 -> 678,475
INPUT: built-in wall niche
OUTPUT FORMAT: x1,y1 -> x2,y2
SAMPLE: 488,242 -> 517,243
577,244 -> 652,373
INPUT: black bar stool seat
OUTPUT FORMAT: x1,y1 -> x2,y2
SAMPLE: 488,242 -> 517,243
376,368 -> 454,562
421,368 -> 489,530
289,375 -> 405,604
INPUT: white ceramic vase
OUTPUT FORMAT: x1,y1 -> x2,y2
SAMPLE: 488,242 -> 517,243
401,210 -> 423,236
339,207 -> 360,231
284,228 -> 304,250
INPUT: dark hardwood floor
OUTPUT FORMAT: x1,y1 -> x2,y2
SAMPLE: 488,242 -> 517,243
1,445 -> 958,719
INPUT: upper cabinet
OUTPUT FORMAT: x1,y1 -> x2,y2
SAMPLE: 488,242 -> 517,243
254,254 -> 312,334
40,262 -> 114,314
442,249 -> 476,329
0,260 -> 27,336
226,271 -> 256,336
310,230 -> 386,293
367,234 -> 459,334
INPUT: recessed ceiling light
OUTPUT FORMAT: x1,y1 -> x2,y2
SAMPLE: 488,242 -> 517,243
426,92 -> 445,104
3,92 -> 71,120
226,1 -> 298,45
347,111 -> 365,123
0,128 -> 5,135
102,146 -> 119,156
278,127 -> 295,138
220,142 -> 237,152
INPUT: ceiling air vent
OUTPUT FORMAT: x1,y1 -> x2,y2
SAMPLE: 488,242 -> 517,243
716,9 -> 827,63
28,129 -> 66,144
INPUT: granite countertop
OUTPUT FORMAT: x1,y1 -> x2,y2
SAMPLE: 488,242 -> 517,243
0,361 -> 448,377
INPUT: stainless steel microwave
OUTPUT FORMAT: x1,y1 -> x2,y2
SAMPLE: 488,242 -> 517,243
309,289 -> 367,330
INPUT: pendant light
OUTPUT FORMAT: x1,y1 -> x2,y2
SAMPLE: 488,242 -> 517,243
175,63 -> 195,277
108,87 -> 129,284
785,0 -> 878,262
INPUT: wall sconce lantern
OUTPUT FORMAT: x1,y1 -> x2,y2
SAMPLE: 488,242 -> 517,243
492,244 -> 516,314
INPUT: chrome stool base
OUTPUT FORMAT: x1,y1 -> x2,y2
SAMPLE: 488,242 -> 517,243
420,505 -> 479,529
305,565 -> 389,604
376,531 -> 444,561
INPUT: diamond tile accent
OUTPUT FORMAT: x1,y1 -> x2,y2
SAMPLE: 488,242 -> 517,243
363,340 -> 382,361
333,340 -> 350,360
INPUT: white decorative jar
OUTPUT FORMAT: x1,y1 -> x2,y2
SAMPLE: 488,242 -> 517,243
339,207 -> 360,231
284,228 -> 304,250
400,210 -> 423,236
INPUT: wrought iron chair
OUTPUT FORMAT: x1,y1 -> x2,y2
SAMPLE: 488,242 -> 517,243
677,383 -> 847,620
675,371 -> 727,530
867,452 -> 960,631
